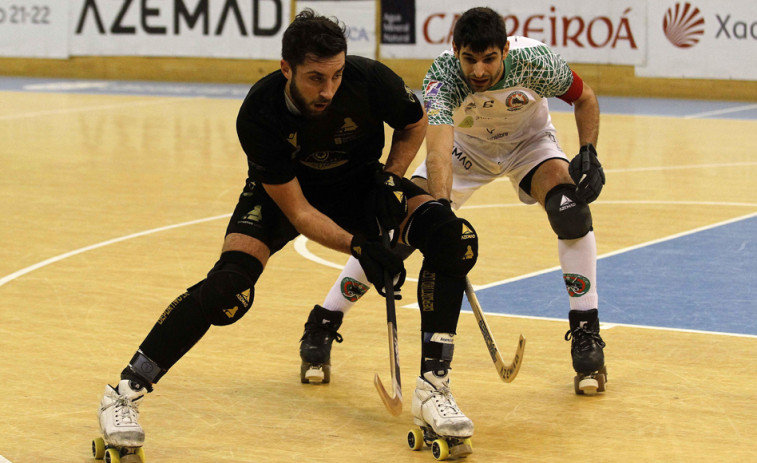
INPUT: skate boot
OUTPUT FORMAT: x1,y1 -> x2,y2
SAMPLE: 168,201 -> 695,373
409,370 -> 473,460
299,305 -> 343,384
93,379 -> 147,462
565,309 -> 607,395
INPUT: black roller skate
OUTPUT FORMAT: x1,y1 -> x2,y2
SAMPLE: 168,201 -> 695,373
565,309 -> 607,395
299,305 -> 343,384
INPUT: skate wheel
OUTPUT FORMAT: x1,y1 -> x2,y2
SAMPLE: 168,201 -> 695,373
463,438 -> 473,451
301,364 -> 330,384
92,437 -> 106,459
597,365 -> 608,392
431,438 -> 450,461
576,376 -> 599,395
104,448 -> 121,463
407,429 -> 424,451
136,447 -> 146,463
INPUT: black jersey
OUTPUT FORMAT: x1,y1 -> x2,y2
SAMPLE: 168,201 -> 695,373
236,55 -> 423,198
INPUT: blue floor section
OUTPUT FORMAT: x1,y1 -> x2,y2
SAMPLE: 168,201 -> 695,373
467,215 -> 757,336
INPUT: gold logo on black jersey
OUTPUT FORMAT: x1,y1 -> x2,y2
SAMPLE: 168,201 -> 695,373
287,132 -> 298,147
334,118 -> 360,145
300,151 -> 349,170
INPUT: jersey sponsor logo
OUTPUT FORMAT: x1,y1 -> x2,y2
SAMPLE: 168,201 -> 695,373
505,91 -> 529,111
404,84 -> 419,103
287,132 -> 297,147
452,146 -> 472,170
341,277 -> 369,302
563,273 -> 591,297
425,80 -> 444,97
458,116 -> 474,128
300,151 -> 349,170
334,118 -> 360,145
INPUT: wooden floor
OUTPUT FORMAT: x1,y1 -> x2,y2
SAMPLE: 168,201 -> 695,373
1,88 -> 756,463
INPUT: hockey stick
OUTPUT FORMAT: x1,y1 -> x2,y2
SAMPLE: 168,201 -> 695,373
374,232 -> 403,416
465,277 -> 525,383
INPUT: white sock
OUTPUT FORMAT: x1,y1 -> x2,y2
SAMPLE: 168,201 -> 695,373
322,256 -> 371,314
557,231 -> 598,311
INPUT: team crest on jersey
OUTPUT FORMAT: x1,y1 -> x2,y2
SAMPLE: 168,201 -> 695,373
425,80 -> 444,97
505,91 -> 529,111
300,151 -> 349,170
563,273 -> 591,297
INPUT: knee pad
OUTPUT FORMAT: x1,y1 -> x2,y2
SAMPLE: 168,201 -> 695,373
545,184 -> 593,240
406,201 -> 478,276
192,251 -> 263,326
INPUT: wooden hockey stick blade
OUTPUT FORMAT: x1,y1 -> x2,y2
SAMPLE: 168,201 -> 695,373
374,231 -> 402,415
465,277 -> 526,383
374,320 -> 403,415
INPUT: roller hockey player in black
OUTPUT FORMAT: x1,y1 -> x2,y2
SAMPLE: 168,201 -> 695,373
94,9 -> 479,461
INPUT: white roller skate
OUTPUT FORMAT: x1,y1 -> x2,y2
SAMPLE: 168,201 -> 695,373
92,379 -> 147,463
408,371 -> 473,461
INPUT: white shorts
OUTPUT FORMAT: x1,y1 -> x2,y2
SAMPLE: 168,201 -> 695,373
412,129 -> 568,208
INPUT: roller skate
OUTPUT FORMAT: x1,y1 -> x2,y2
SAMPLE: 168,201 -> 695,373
408,371 -> 473,461
299,305 -> 343,384
92,379 -> 147,463
565,309 -> 607,395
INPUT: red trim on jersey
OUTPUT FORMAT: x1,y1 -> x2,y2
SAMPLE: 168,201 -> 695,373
557,70 -> 583,105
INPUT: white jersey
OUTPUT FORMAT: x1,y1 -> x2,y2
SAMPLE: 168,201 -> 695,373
418,36 -> 575,206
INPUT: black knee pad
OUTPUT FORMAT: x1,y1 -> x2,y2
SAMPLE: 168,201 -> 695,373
406,201 -> 478,277
192,251 -> 263,326
545,184 -> 593,240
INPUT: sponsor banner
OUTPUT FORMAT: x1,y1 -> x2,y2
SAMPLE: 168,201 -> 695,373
381,0 -> 414,45
0,0 -> 69,58
636,1 -> 757,80
298,0 -> 376,58
70,0 -> 290,59
380,0 -> 646,65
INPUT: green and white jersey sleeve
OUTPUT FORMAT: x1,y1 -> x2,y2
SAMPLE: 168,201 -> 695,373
423,36 -> 574,145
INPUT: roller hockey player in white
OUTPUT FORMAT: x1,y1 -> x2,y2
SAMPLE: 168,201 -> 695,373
301,5 -> 608,416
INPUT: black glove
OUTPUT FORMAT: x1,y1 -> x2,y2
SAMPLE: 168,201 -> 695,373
569,143 -> 605,203
350,234 -> 406,299
372,170 -> 408,233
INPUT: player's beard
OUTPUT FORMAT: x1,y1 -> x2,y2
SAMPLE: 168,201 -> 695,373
290,78 -> 332,119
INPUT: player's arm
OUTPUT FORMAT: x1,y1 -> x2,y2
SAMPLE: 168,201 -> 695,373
569,75 -> 600,148
424,123 -> 455,202
383,108 -> 428,177
263,178 -> 353,254
264,177 -> 405,295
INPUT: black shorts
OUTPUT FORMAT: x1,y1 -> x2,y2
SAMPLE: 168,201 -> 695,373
225,175 -> 428,256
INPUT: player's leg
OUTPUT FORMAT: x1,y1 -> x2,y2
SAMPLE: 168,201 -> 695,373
300,246 -> 414,383
525,152 -> 606,393
403,198 -> 478,439
98,180 -> 293,445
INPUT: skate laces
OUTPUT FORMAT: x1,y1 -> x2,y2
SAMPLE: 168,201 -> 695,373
564,325 -> 605,352
302,323 -> 343,344
105,390 -> 141,426
423,381 -> 462,417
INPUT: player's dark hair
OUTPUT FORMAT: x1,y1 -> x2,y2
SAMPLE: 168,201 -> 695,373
453,7 -> 508,53
282,9 -> 347,69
